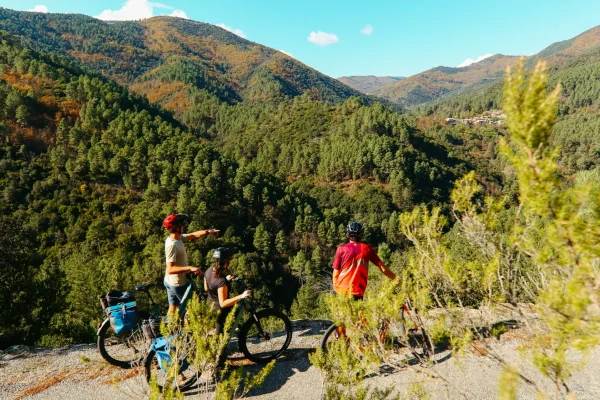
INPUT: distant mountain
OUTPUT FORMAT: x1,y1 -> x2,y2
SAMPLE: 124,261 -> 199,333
374,25 -> 600,108
337,76 -> 404,94
527,25 -> 600,65
374,55 -> 519,107
0,8 -> 366,114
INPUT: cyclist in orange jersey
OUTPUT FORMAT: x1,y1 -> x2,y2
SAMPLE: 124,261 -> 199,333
332,222 -> 396,300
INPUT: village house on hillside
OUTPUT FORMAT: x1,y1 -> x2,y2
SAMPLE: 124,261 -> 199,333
446,110 -> 506,126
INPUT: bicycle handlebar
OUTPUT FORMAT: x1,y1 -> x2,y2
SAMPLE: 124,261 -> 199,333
232,277 -> 250,288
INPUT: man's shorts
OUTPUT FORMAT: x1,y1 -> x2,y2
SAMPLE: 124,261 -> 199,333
334,291 -> 364,301
164,280 -> 191,306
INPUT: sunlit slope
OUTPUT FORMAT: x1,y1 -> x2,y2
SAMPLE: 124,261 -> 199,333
0,8 -> 365,113
374,25 -> 600,108
374,55 -> 520,107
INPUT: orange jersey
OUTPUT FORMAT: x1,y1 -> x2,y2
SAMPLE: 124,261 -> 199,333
332,242 -> 383,297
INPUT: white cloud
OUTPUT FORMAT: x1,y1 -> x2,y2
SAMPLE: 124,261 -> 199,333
308,31 -> 339,46
279,50 -> 293,58
216,23 -> 247,39
170,10 -> 187,19
27,5 -> 48,13
96,0 -> 153,20
458,53 -> 493,68
360,24 -> 373,35
95,0 -> 187,21
150,2 -> 172,9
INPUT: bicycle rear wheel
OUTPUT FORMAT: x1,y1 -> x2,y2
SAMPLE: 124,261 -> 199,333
97,313 -> 150,369
238,309 -> 292,364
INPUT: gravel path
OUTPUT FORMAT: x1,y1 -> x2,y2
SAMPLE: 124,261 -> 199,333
1,320 -> 599,400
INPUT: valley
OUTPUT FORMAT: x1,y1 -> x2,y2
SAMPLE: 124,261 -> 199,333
0,6 -> 599,399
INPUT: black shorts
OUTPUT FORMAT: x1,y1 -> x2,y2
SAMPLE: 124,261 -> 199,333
334,292 -> 363,301
215,306 -> 232,335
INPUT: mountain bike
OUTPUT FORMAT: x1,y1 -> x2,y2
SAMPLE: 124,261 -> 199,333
144,278 -> 293,391
320,298 -> 434,363
97,283 -> 161,368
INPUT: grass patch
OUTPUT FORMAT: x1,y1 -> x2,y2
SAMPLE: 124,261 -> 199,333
490,322 -> 508,339
79,355 -> 91,363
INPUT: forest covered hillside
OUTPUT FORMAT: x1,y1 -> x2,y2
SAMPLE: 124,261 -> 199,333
373,25 -> 600,108
0,24 -> 479,348
336,75 -> 404,94
0,8 -> 367,117
0,7 -> 599,358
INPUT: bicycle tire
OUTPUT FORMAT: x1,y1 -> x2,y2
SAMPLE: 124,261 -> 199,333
97,310 -> 150,369
320,324 -> 341,353
238,309 -> 292,364
144,348 -> 201,392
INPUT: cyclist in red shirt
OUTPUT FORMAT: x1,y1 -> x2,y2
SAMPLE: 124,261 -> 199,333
332,222 -> 396,299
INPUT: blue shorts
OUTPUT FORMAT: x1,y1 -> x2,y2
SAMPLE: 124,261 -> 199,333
164,280 -> 191,306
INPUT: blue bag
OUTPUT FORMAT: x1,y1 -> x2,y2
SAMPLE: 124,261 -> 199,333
107,301 -> 137,334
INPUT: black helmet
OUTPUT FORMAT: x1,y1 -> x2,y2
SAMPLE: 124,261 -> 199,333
212,247 -> 233,265
346,221 -> 364,240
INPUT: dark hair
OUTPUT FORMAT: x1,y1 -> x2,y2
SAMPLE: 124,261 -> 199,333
214,263 -> 225,278
212,247 -> 233,278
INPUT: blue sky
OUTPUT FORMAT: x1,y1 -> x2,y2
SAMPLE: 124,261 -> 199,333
4,0 -> 600,78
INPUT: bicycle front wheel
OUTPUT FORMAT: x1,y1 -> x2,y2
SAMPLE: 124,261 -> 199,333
144,348 -> 201,392
238,309 -> 292,364
320,324 -> 342,353
97,315 -> 149,369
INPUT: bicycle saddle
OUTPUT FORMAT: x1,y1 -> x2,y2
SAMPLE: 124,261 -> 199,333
135,283 -> 154,291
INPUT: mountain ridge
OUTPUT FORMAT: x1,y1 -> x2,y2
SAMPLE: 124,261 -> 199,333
0,8 -> 367,115
372,25 -> 600,107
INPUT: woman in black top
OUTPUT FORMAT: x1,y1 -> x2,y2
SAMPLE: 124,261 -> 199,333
204,247 -> 252,334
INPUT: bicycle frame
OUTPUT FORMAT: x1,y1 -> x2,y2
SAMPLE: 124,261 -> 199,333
324,299 -> 429,350
149,334 -> 190,373
225,282 -> 262,336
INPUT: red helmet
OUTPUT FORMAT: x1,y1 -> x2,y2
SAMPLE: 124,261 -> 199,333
163,214 -> 190,233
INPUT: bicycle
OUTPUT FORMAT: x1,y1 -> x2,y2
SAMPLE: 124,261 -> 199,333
97,283 -> 161,369
320,298 -> 434,363
97,271 -> 202,369
144,277 -> 293,391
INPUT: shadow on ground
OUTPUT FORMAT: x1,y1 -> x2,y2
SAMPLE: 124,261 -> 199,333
243,349 -> 315,398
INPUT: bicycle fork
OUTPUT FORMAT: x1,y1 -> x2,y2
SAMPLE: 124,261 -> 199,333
252,314 -> 269,340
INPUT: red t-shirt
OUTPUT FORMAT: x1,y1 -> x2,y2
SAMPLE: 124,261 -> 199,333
332,242 -> 383,297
